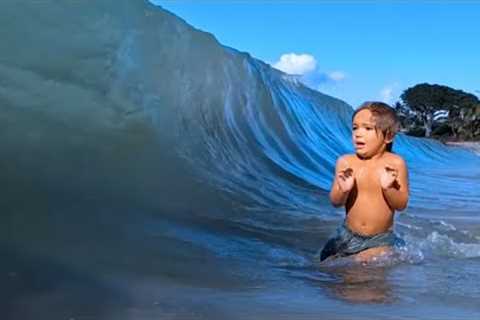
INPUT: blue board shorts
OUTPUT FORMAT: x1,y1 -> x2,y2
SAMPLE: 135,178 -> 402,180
319,222 -> 405,261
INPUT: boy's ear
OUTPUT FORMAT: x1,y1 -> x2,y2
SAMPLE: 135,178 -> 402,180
384,132 -> 394,143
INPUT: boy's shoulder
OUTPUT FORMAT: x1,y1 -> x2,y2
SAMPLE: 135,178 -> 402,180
383,152 -> 407,166
336,153 -> 356,164
335,154 -> 358,169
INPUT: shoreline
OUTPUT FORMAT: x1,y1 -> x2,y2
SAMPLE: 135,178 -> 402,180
445,141 -> 480,154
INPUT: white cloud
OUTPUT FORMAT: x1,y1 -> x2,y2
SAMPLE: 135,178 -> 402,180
379,83 -> 400,104
328,71 -> 346,81
380,87 -> 394,103
271,53 -> 347,93
273,53 -> 317,75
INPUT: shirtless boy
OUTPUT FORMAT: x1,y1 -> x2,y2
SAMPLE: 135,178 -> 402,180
320,101 -> 409,262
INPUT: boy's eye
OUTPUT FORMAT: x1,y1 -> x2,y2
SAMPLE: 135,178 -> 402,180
365,127 -> 373,130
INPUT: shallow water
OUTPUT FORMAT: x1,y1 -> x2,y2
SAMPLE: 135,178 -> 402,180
4,202 -> 480,319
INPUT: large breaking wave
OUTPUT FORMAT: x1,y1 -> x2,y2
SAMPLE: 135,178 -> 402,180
1,0 -> 478,217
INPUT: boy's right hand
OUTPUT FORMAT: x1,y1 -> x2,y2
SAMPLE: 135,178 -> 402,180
337,168 -> 355,193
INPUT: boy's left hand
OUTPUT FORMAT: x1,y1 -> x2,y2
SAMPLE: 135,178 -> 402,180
380,164 -> 398,189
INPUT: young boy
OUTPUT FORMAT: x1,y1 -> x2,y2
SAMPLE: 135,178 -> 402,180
320,101 -> 409,262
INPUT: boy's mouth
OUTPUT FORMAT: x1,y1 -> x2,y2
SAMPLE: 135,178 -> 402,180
355,141 -> 366,149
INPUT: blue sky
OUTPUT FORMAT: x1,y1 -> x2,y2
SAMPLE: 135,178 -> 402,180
152,1 -> 479,107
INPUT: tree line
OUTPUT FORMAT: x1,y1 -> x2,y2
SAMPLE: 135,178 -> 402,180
393,83 -> 480,141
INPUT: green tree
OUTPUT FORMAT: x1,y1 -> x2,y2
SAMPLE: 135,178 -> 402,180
394,101 -> 420,134
400,83 -> 479,138
451,104 -> 480,140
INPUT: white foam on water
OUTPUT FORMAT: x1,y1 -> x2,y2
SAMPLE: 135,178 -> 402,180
422,231 -> 480,259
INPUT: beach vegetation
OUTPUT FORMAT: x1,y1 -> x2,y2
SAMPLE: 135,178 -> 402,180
395,83 -> 480,141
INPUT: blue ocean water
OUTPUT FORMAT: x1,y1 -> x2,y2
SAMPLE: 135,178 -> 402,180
1,1 -> 479,319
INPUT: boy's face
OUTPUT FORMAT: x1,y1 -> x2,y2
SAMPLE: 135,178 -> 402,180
352,109 -> 391,158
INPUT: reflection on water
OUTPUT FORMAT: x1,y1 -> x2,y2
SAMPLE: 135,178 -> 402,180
315,259 -> 394,304
286,254 -> 396,305
326,265 -> 393,304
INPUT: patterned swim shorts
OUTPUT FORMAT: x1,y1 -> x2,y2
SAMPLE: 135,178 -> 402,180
319,222 -> 404,261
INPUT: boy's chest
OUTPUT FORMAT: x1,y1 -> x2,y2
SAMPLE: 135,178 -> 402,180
353,165 -> 383,189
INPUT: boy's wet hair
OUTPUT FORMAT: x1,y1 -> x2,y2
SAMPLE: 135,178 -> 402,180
352,101 -> 400,152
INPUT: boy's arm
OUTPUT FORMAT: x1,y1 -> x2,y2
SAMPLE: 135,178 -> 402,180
382,157 -> 409,211
329,156 -> 353,207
